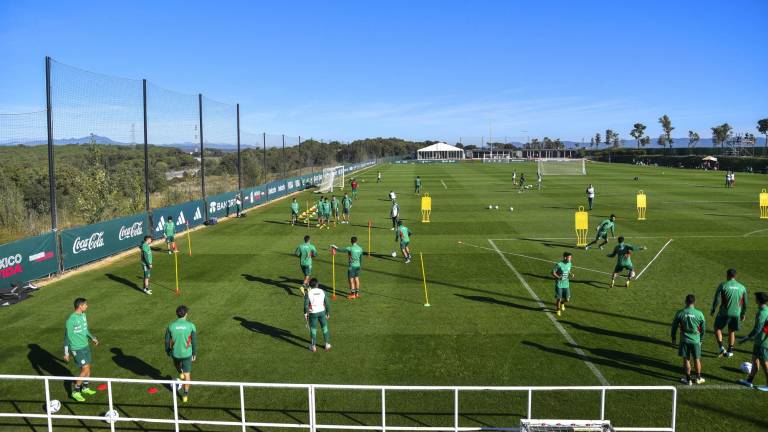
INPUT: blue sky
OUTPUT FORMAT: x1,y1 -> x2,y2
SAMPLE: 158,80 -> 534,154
1,0 -> 766,143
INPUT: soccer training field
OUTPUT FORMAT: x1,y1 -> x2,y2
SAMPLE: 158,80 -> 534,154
2,161 -> 767,431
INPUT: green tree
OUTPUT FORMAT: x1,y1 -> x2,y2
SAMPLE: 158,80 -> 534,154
711,123 -> 733,148
640,136 -> 650,148
658,114 -> 674,148
687,130 -> 700,148
656,134 -> 667,149
630,123 -> 646,149
757,118 -> 768,153
594,133 -> 601,149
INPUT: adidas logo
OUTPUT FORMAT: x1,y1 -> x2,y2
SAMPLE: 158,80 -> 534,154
193,207 -> 202,220
155,216 -> 165,232
177,212 -> 187,225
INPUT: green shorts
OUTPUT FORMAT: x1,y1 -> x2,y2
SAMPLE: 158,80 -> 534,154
678,341 -> 701,359
142,264 -> 151,278
174,356 -> 193,373
301,265 -> 312,277
400,241 -> 410,249
555,285 -> 571,300
613,264 -> 633,274
308,312 -> 328,329
714,314 -> 741,332
753,346 -> 768,362
166,235 -> 175,244
70,346 -> 92,368
596,232 -> 608,241
348,267 -> 361,278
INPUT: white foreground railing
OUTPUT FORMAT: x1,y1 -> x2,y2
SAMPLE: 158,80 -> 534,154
0,375 -> 676,432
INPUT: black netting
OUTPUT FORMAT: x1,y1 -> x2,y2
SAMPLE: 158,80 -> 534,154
201,97 -> 237,195
240,130 -> 265,188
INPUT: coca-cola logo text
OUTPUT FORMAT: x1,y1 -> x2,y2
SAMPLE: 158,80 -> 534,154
72,232 -> 105,254
118,222 -> 144,240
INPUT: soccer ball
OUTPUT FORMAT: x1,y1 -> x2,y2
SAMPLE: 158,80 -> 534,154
47,399 -> 61,414
509,207 -> 514,211
104,409 -> 120,424
488,205 -> 493,209
740,361 -> 753,375
391,251 -> 397,257
494,205 -> 499,210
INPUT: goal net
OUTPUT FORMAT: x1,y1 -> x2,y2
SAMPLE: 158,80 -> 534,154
537,158 -> 586,176
317,165 -> 345,193
521,420 -> 614,432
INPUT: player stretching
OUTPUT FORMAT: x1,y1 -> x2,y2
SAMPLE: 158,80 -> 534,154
671,294 -> 706,385
710,268 -> 748,358
331,195 -> 340,225
585,214 -> 616,250
295,235 -> 318,295
290,198 -> 300,225
64,298 -> 99,402
552,252 -> 574,317
165,305 -> 197,403
607,236 -> 643,288
341,193 -> 352,224
164,216 -> 177,254
396,220 -> 412,263
738,292 -> 768,389
415,176 -> 421,194
140,235 -> 153,295
304,278 -> 331,352
332,236 -> 364,299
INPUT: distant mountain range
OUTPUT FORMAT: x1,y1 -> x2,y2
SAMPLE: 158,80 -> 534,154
0,135 -> 239,150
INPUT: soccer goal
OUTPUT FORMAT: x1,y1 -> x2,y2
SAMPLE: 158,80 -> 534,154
521,419 -> 613,432
317,165 -> 345,193
537,158 -> 587,175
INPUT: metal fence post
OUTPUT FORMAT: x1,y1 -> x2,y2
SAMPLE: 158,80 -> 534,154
282,134 -> 286,180
236,103 -> 241,192
142,79 -> 151,230
198,94 -> 207,221
298,135 -> 302,177
262,132 -> 267,186
45,56 -> 61,275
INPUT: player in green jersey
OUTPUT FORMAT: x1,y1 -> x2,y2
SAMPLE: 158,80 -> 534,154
585,214 -> 615,250
738,292 -> 768,389
331,195 -> 340,225
295,235 -> 318,295
606,236 -> 644,288
332,236 -> 364,299
290,198 -> 300,225
322,198 -> 332,229
341,193 -> 352,224
304,278 -> 331,352
165,305 -> 197,403
315,197 -> 325,228
671,294 -> 706,385
164,216 -> 178,254
710,268 -> 748,358
64,298 -> 100,402
551,252 -> 574,317
140,235 -> 153,295
395,220 -> 413,263
415,176 -> 422,194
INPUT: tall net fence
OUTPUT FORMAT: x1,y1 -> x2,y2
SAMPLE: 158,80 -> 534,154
240,130 -> 265,188
201,97 -> 238,196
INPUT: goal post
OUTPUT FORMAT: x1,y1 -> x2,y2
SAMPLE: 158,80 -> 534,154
538,158 -> 587,176
317,165 -> 345,193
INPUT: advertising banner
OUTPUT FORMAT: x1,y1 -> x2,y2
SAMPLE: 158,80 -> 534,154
0,232 -> 58,289
151,200 -> 205,239
60,213 -> 148,270
241,186 -> 266,209
206,191 -> 240,219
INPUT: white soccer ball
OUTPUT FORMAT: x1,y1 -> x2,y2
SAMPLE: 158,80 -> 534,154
104,409 -> 119,424
509,207 -> 514,211
391,251 -> 397,257
494,205 -> 499,210
740,361 -> 753,375
47,399 -> 61,414
488,205 -> 493,209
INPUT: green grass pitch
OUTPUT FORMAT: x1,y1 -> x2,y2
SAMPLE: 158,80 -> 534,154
2,161 -> 768,431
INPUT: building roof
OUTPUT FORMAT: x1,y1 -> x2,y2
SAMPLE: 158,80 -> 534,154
417,142 -> 463,152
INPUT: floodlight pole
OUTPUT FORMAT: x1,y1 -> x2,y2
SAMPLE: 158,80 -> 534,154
142,79 -> 150,215
198,93 -> 207,220
236,103 -> 241,192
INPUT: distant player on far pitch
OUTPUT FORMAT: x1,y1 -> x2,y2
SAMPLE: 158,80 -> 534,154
710,268 -> 748,358
552,252 -> 574,317
585,214 -> 616,250
164,216 -> 178,254
290,198 -> 300,225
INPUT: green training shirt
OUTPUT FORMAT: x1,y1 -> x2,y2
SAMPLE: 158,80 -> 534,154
64,312 -> 94,352
340,244 -> 364,268
295,242 -> 318,266
291,201 -> 300,213
415,178 -> 421,186
164,220 -> 176,237
671,306 -> 706,344
331,198 -> 339,211
141,243 -> 152,266
165,318 -> 197,359
597,219 -> 615,236
553,261 -> 572,289
342,196 -> 352,210
397,226 -> 411,243
711,279 -> 747,318
745,305 -> 768,350
609,242 -> 634,267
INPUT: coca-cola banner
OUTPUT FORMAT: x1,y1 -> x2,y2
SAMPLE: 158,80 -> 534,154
60,213 -> 149,270
206,191 -> 239,219
0,232 -> 58,289
151,200 -> 205,239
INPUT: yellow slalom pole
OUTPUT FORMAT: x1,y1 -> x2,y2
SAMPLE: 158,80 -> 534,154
331,249 -> 337,300
174,251 -> 180,296
419,252 -> 430,307
186,222 -> 192,256
306,201 -> 310,228
368,220 -> 372,257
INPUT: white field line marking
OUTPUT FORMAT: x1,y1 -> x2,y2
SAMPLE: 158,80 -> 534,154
743,228 -> 768,237
458,241 -> 613,276
488,239 -> 610,386
440,179 -> 448,189
491,233 -> 768,241
634,239 -> 673,280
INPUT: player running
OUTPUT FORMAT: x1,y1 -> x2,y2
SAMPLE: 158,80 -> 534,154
395,220 -> 412,263
738,292 -> 768,389
390,200 -> 400,230
389,190 -> 397,202
536,170 -> 542,190
585,214 -> 616,250
290,198 -> 300,225
377,171 -> 382,183
164,216 -> 177,254
586,184 -> 595,210
295,235 -> 318,295
710,268 -> 748,358
671,294 -> 707,385
341,193 -> 352,224
304,278 -> 331,352
552,252 -> 574,317
518,173 -> 526,191
415,176 -> 421,194
64,298 -> 100,402
140,235 -> 153,295
330,195 -> 340,225
165,305 -> 197,403
332,236 -> 364,299
607,236 -> 643,288
511,170 -> 517,186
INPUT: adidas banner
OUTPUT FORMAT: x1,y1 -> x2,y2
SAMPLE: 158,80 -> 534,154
152,200 -> 205,239
0,232 -> 58,289
206,191 -> 240,219
60,213 -> 149,270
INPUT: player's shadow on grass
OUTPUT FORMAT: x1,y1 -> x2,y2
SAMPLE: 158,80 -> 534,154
703,213 -> 752,219
682,398 -> 768,429
105,273 -> 144,293
242,274 -> 300,296
454,294 -> 544,312
521,272 -> 610,290
233,316 -> 310,349
110,348 -> 170,383
369,252 -> 399,262
560,321 -> 669,348
264,220 -> 293,226
350,223 -> 392,231
27,344 -> 73,394
517,237 -> 578,249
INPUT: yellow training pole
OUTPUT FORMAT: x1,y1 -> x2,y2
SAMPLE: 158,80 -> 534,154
306,201 -> 310,228
331,249 -> 337,300
420,252 -> 430,307
174,251 -> 180,296
368,220 -> 372,257
186,222 -> 192,257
